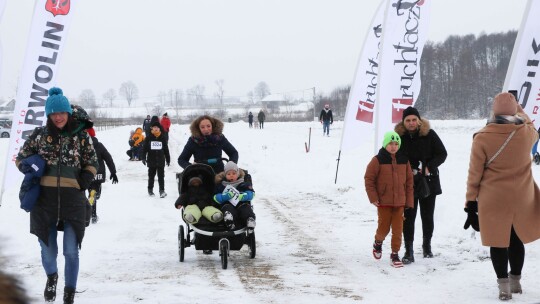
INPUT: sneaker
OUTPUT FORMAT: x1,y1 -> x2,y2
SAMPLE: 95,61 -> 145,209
390,253 -> 404,268
44,272 -> 58,302
184,213 -> 196,224
211,212 -> 223,222
160,191 -> 167,198
402,251 -> 415,264
91,215 -> 99,224
372,240 -> 383,260
148,189 -> 155,197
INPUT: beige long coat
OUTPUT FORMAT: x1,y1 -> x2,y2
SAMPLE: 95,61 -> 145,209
466,114 -> 540,247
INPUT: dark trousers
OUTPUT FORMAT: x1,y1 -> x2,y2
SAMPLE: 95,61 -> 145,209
148,166 -> 165,191
221,202 -> 255,227
490,227 -> 525,278
403,194 -> 436,243
259,121 -> 264,129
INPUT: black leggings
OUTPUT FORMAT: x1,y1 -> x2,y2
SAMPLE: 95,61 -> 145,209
490,227 -> 525,278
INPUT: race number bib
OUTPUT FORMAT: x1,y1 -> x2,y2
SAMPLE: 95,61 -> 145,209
93,173 -> 104,182
151,141 -> 163,150
223,185 -> 241,206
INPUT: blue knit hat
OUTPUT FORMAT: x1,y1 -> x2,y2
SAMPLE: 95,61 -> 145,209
45,87 -> 72,116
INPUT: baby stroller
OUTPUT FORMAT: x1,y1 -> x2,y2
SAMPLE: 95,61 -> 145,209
176,163 -> 256,269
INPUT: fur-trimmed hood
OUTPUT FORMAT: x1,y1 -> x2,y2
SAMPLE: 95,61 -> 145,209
189,116 -> 224,138
394,118 -> 431,137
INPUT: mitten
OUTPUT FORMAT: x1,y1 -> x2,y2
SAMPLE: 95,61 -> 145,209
463,201 -> 479,232
213,192 -> 233,204
78,170 -> 94,191
238,191 -> 254,202
110,173 -> 118,184
142,159 -> 147,166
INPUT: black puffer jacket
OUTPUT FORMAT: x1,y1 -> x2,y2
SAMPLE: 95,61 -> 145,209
395,118 -> 447,195
141,131 -> 170,167
91,136 -> 116,182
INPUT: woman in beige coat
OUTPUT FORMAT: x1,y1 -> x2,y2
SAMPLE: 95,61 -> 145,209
466,92 -> 540,301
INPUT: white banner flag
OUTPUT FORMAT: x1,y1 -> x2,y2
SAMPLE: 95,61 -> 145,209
0,0 -> 6,86
503,0 -> 540,128
339,0 -> 386,151
2,0 -> 76,197
375,0 -> 431,149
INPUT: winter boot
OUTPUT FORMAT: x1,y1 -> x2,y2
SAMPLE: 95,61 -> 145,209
63,287 -> 76,304
497,278 -> 512,300
203,250 -> 213,255
91,215 -> 99,224
390,252 -> 404,268
422,237 -> 433,258
223,211 -> 235,230
402,242 -> 415,264
372,240 -> 383,260
91,202 -> 98,224
160,190 -> 167,198
44,272 -> 58,302
509,273 -> 522,294
148,188 -> 155,197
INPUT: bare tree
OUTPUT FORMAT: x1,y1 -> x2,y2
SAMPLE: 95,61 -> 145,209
190,85 -> 206,106
254,81 -> 270,101
215,79 -> 225,106
119,81 -> 139,107
247,91 -> 254,104
172,89 -> 184,124
79,89 -> 96,109
102,89 -> 116,107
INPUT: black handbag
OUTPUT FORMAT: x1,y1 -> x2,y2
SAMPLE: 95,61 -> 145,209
414,174 -> 431,199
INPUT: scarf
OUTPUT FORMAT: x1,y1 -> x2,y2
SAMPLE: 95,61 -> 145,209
487,115 -> 525,125
192,134 -> 222,147
221,177 -> 244,188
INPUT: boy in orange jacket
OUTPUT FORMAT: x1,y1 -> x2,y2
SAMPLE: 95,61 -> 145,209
364,131 -> 414,268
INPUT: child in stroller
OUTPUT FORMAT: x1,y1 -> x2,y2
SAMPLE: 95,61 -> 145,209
213,161 -> 256,232
175,163 -> 256,268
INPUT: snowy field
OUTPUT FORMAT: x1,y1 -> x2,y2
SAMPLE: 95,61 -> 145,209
1,119 -> 540,304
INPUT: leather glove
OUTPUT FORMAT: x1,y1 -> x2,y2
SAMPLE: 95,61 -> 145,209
110,173 -> 118,184
142,159 -> 147,166
463,201 -> 479,232
78,170 -> 94,191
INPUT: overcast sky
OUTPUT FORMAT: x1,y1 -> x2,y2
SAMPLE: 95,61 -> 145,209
0,0 -> 528,103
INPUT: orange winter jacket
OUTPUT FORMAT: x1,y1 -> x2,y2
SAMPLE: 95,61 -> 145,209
364,148 -> 414,208
132,127 -> 145,147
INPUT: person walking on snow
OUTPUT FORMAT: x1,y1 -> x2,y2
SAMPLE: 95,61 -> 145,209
160,112 -> 171,141
141,121 -> 170,198
465,92 -> 540,301
15,87 -> 98,304
86,127 -> 118,224
248,112 -> 254,128
394,106 -> 447,264
319,104 -> 333,136
257,109 -> 266,129
365,131 -> 414,268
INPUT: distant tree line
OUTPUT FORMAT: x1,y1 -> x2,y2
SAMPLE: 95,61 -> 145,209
319,30 -> 517,120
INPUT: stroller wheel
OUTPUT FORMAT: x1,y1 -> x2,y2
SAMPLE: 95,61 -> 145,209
247,232 -> 256,259
219,239 -> 229,269
178,225 -> 185,262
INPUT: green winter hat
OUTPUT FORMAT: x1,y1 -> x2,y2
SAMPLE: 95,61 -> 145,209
382,131 -> 401,149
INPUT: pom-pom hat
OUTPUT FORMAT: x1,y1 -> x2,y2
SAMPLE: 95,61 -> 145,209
493,92 -> 518,116
382,131 -> 401,149
45,87 -> 72,116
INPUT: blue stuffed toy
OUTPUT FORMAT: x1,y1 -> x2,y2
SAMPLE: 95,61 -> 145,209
19,154 -> 46,212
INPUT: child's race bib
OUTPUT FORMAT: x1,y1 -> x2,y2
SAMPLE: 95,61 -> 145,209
150,141 -> 163,150
223,185 -> 241,206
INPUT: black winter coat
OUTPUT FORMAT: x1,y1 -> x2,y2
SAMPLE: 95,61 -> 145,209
91,136 -> 116,182
141,132 -> 170,168
319,109 -> 333,123
178,136 -> 238,173
395,118 -> 447,194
